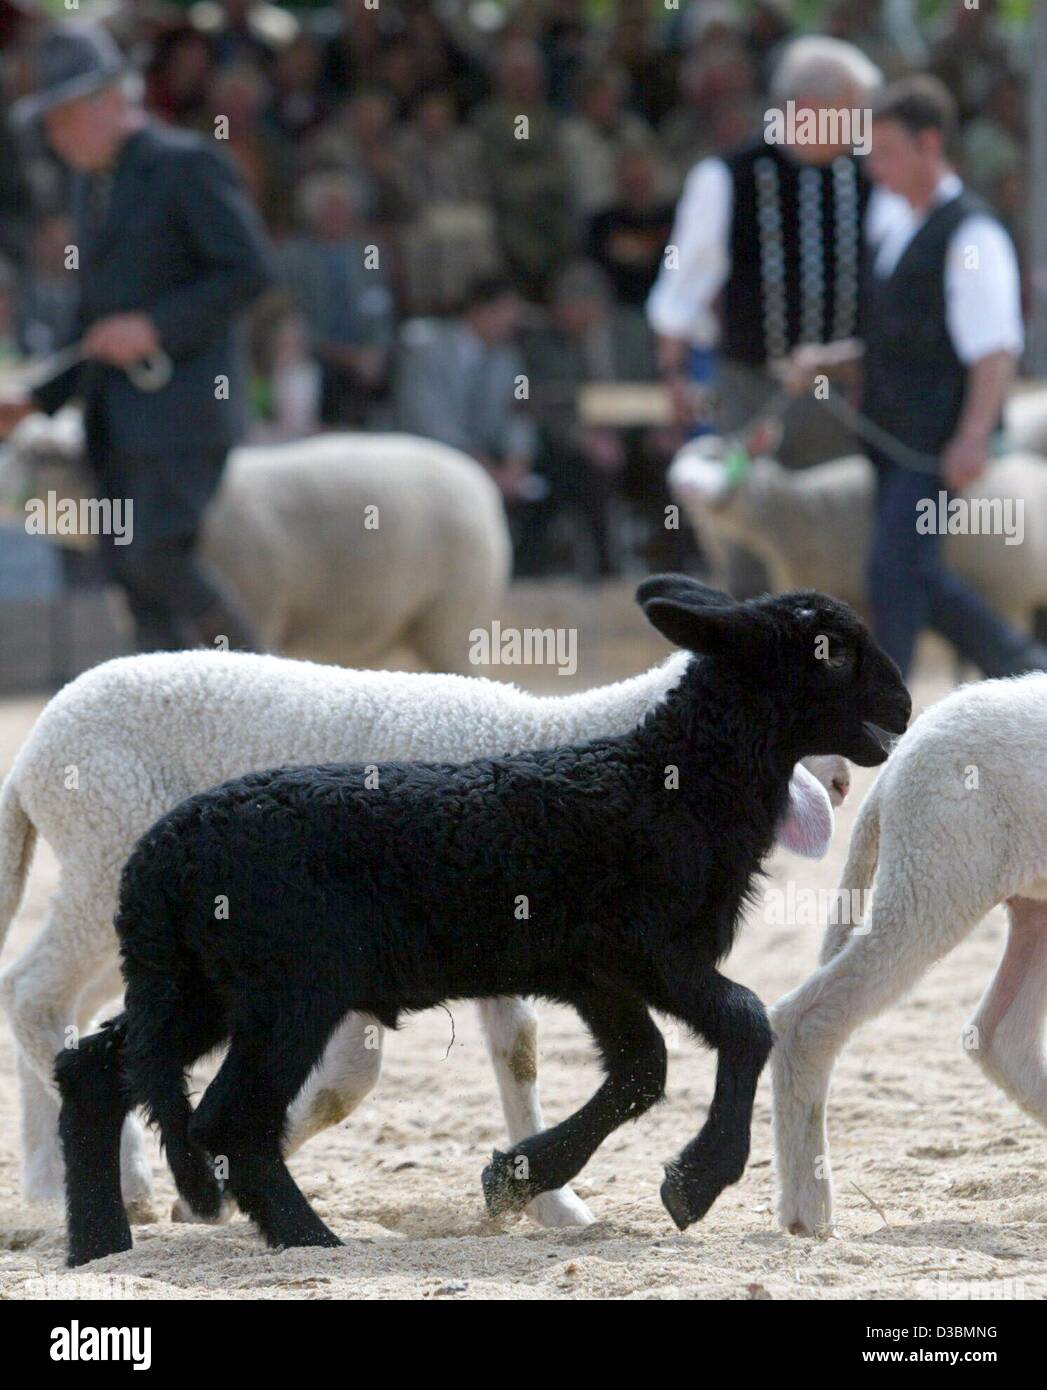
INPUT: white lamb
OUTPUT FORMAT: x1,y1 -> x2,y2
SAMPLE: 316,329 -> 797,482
0,647 -> 847,1226
770,673 -> 1047,1236
669,442 -> 1047,633
0,411 -> 510,672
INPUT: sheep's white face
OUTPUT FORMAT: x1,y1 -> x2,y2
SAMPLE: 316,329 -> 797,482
9,408 -> 85,464
0,409 -> 88,510
668,438 -> 736,512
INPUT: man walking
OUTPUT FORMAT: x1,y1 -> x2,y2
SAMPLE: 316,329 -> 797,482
2,23 -> 273,651
860,77 -> 1043,678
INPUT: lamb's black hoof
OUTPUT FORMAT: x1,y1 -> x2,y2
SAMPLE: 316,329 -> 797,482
292,1229 -> 343,1249
286,1234 -> 343,1256
482,1149 -> 534,1217
180,1172 -> 225,1223
660,1163 -> 719,1231
168,1138 -> 227,1223
67,1219 -> 134,1268
267,1225 -> 342,1250
171,1191 -> 236,1225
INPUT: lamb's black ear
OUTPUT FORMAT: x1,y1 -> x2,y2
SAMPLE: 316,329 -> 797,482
635,573 -> 733,611
642,595 -> 774,667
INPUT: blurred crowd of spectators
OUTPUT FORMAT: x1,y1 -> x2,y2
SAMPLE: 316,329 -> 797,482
0,0 -> 1034,577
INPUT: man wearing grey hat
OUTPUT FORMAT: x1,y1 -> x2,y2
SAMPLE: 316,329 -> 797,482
1,23 -> 273,651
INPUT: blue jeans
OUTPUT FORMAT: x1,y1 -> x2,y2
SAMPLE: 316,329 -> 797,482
687,346 -> 718,438
867,452 -> 1029,679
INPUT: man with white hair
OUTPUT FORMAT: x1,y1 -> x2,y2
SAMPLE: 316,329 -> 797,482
647,36 -> 881,592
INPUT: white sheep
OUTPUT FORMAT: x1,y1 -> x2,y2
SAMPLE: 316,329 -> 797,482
0,411 -> 510,672
770,672 -> 1047,1236
669,441 -> 1047,633
0,646 -> 847,1226
1005,388 -> 1047,457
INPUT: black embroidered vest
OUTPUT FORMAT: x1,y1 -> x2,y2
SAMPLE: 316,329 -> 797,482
722,140 -> 870,366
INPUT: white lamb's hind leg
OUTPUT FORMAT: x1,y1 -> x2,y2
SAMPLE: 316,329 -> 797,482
76,961 -> 157,1221
771,894 -> 985,1237
476,996 -> 595,1228
0,888 -> 113,1205
282,1012 -> 385,1156
16,1053 -> 64,1205
966,898 -> 1047,1124
14,950 -> 127,1208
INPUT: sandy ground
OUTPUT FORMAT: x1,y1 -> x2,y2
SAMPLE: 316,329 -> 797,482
0,605 -> 1045,1301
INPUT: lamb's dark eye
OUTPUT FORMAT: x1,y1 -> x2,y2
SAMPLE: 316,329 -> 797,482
813,631 -> 854,671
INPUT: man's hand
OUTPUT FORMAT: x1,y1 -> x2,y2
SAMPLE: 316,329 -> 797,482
942,429 -> 990,491
776,344 -> 824,397
0,395 -> 35,439
774,339 -> 864,397
662,371 -> 716,429
82,313 -> 161,368
943,350 -> 1014,490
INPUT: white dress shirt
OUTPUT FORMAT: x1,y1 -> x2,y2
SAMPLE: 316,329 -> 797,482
646,161 -> 1023,366
645,157 -> 732,348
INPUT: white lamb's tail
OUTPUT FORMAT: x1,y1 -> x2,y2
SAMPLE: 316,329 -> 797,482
819,776 -> 881,966
0,774 -> 36,958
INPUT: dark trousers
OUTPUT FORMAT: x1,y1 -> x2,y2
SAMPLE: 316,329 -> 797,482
90,445 -> 259,653
867,451 -> 1029,679
98,528 -> 257,652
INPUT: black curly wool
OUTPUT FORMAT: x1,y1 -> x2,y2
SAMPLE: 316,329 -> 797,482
57,576 -> 910,1264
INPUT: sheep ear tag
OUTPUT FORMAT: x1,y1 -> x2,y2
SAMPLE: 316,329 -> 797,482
722,444 -> 751,486
777,766 -> 834,860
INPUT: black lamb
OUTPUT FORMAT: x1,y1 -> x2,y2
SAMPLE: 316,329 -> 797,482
57,575 -> 910,1265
